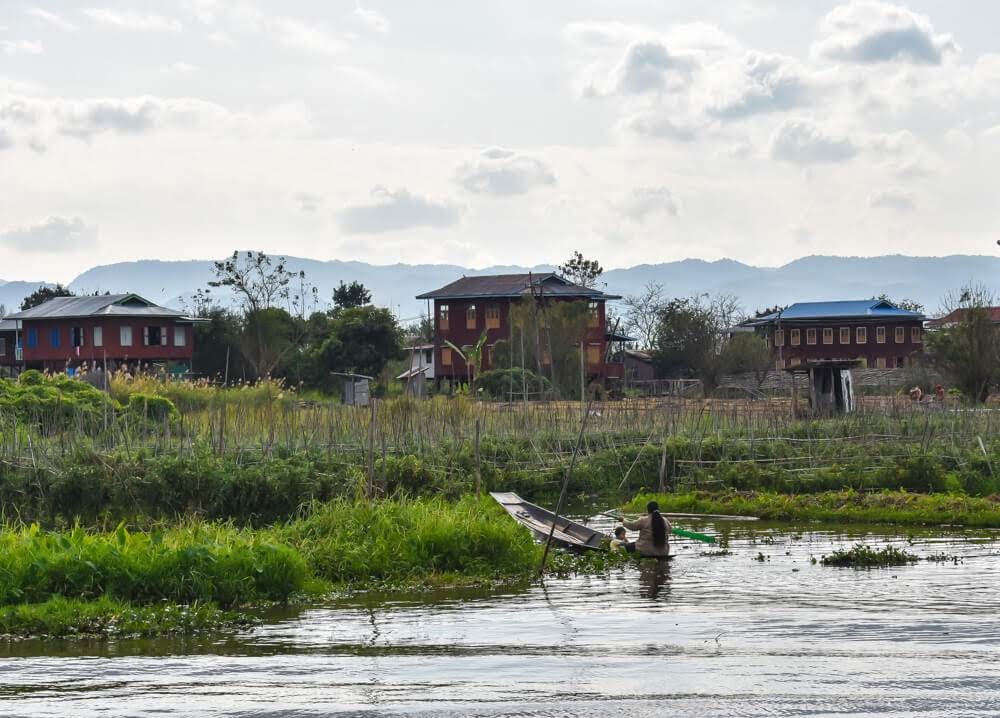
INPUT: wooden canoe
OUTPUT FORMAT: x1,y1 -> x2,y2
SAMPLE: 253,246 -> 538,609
490,492 -> 605,551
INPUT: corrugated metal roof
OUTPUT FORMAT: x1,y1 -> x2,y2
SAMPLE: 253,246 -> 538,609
0,319 -> 16,332
416,273 -> 620,300
6,293 -> 188,320
750,299 -> 924,322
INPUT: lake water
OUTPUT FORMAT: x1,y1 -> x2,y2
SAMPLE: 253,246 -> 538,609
3,515 -> 1000,717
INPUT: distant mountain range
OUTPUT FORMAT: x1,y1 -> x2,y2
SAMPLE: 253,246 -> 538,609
1,254 -> 997,321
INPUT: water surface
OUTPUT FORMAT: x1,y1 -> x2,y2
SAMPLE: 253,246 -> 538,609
3,516 -> 999,717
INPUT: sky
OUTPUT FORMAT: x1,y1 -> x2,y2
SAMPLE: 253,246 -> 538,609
1,1 -> 1000,282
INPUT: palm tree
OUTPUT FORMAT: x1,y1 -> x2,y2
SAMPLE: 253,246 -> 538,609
445,329 -> 489,395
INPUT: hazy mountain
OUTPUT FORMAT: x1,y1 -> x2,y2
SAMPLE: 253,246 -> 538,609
1,254 -> 997,320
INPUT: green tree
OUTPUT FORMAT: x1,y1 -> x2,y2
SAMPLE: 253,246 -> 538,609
192,307 -> 246,382
927,284 -> 1000,403
305,306 -> 403,390
445,329 -> 489,393
333,280 -> 372,309
720,332 -> 773,386
558,251 -> 604,288
20,284 -> 73,310
652,294 -> 743,394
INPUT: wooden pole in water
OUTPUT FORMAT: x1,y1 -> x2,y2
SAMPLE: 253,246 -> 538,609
538,399 -> 593,575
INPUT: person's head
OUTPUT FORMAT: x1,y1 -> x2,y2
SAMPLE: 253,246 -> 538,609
614,526 -> 626,540
647,500 -> 666,547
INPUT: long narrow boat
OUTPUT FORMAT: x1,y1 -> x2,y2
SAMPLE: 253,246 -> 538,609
490,492 -> 605,551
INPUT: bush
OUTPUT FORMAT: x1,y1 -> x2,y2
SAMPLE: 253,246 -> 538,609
127,393 -> 179,422
475,368 -> 552,399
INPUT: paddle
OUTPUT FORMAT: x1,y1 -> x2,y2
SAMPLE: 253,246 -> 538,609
602,510 -> 717,544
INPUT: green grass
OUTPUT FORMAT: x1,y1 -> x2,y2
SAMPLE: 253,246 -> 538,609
626,490 -> 1000,527
277,495 -> 541,586
0,522 -> 308,607
0,596 -> 253,639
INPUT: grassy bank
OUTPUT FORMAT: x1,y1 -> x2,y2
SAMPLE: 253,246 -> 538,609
626,490 -> 1000,527
0,496 -> 544,639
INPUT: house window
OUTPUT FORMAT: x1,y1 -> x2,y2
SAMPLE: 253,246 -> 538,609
424,349 -> 432,364
0,338 -> 5,356
823,328 -> 833,345
542,349 -> 551,365
587,343 -> 601,364
806,328 -> 817,345
144,326 -> 166,346
790,329 -> 800,346
876,326 -> 886,344
774,329 -> 784,347
789,357 -> 800,367
775,358 -> 784,371
588,301 -> 600,328
894,326 -> 905,344
875,357 -> 887,369
441,347 -> 452,366
174,327 -> 186,347
911,327 -> 922,343
466,305 -> 477,330
93,327 -> 103,348
27,329 -> 38,348
856,327 -> 867,344
120,326 -> 133,347
439,304 -> 449,331
485,305 -> 501,329
50,328 -> 61,348
857,357 -> 868,368
840,327 -> 851,345
896,356 -> 905,368
72,327 -> 85,348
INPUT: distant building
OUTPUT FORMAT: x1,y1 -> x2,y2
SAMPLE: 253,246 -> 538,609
3,294 -> 200,374
741,299 -> 925,370
623,349 -> 656,382
415,273 -> 627,388
926,307 -> 1000,329
396,343 -> 435,396
0,318 -> 17,377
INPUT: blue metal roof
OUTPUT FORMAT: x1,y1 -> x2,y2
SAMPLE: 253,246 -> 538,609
775,299 -> 924,321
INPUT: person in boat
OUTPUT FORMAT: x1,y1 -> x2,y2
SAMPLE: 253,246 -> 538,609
611,526 -> 632,552
621,501 -> 671,558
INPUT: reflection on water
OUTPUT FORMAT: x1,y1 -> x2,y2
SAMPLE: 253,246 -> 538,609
2,518 -> 1000,717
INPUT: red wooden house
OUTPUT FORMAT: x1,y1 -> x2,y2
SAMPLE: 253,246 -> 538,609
3,294 -> 199,375
416,273 -> 627,388
741,299 -> 925,369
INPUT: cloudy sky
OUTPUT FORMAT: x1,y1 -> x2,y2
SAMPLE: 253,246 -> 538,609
1,1 -> 999,282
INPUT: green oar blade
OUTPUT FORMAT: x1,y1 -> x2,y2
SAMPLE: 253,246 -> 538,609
671,527 -> 716,544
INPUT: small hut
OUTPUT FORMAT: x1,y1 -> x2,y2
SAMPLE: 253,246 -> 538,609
784,360 -> 860,414
332,372 -> 373,407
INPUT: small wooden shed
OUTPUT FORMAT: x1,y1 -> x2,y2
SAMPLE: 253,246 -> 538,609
333,372 -> 373,407
785,360 -> 860,414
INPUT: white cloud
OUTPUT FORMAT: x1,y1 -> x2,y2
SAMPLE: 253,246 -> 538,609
813,1 -> 957,65
26,8 -> 77,31
869,187 -> 916,211
0,127 -> 13,151
0,216 -> 98,253
293,192 -> 322,213
82,8 -> 182,32
707,52 -> 816,120
618,187 -> 679,222
276,18 -> 344,55
339,187 -> 463,234
603,41 -> 695,95
615,110 -> 698,142
161,62 -> 197,74
1,40 -> 43,55
769,118 -> 858,164
354,6 -> 388,33
454,148 -> 556,196
0,94 -> 312,144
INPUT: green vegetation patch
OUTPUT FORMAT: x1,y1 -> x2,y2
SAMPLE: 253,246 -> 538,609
626,490 -> 1000,527
819,544 -> 918,567
0,596 -> 253,639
